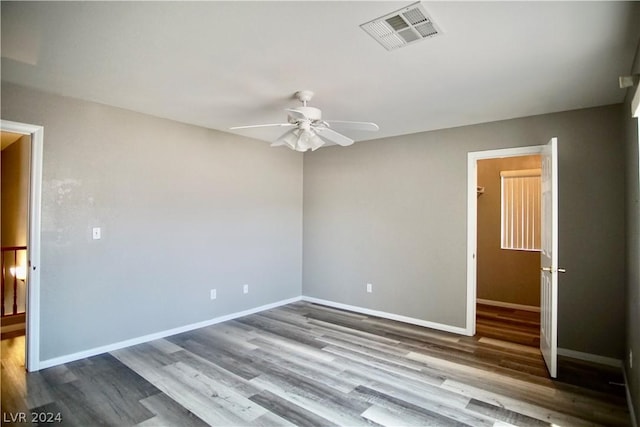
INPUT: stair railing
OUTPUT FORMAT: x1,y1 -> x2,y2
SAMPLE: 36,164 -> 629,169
1,246 -> 27,317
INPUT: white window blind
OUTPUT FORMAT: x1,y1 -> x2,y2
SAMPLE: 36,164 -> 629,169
501,169 -> 541,251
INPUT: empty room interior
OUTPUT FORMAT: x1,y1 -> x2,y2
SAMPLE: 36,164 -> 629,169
1,1 -> 640,426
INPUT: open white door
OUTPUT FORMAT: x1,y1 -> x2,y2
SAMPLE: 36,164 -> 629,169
540,137 -> 560,378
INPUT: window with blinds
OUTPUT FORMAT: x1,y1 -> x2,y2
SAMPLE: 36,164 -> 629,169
501,169 -> 541,251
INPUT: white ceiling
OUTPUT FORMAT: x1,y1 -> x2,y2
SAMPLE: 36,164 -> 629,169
2,1 -> 639,146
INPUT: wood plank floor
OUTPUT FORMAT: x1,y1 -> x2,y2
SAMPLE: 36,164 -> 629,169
476,303 -> 540,347
1,301 -> 631,426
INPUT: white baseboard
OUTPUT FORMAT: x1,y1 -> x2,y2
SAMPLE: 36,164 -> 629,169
301,296 -> 469,336
477,298 -> 540,313
557,347 -> 623,368
38,296 -> 302,370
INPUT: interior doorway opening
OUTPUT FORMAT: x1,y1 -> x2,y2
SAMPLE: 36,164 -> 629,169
466,145 -> 545,337
2,132 -> 30,339
475,154 -> 542,347
0,120 -> 43,372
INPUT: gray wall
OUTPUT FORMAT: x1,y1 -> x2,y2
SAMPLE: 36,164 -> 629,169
1,83 -> 303,361
624,85 -> 639,424
0,81 -> 628,366
303,104 -> 626,358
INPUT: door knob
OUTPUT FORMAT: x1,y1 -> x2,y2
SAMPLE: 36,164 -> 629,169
541,267 -> 566,273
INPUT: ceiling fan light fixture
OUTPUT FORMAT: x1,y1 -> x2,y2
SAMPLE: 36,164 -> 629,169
295,129 -> 324,152
309,133 -> 325,151
296,131 -> 312,152
273,129 -> 298,150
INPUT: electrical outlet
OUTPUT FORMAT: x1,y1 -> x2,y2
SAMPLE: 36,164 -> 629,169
243,284 -> 249,294
366,283 -> 372,293
210,289 -> 217,300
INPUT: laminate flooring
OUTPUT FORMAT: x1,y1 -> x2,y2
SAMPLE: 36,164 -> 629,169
475,304 -> 540,347
1,301 -> 631,426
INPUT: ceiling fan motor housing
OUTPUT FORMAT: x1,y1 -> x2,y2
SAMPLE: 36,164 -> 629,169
288,106 -> 322,122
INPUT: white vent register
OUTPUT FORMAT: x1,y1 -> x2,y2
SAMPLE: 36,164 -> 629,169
361,2 -> 441,51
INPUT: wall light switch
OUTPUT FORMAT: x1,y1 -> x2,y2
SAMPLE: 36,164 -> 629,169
210,289 -> 217,300
243,284 -> 249,294
92,227 -> 101,240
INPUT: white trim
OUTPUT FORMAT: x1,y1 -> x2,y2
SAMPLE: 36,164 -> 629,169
38,296 -> 301,369
557,347 -> 622,368
467,154 -> 477,336
626,85 -> 638,427
302,296 -> 470,336
467,145 -> 544,337
468,145 -> 545,160
1,119 -> 43,372
476,298 -> 540,313
623,367 -> 639,427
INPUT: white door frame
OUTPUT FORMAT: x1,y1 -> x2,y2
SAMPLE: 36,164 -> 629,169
466,145 -> 544,336
1,119 -> 43,372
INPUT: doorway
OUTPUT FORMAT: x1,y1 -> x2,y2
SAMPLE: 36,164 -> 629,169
467,139 -> 560,378
466,145 -> 545,337
0,120 -> 43,372
475,154 -> 542,347
1,131 -> 30,341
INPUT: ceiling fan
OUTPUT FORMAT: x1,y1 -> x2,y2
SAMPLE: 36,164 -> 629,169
230,90 -> 379,152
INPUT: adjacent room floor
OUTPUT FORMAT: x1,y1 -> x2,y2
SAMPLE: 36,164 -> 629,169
0,301 -> 630,426
476,303 -> 541,347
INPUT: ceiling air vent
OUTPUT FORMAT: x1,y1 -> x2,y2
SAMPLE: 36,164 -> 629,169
361,2 -> 441,51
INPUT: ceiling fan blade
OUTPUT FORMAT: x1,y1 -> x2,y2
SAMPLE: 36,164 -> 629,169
315,127 -> 354,146
325,120 -> 379,131
230,123 -> 294,130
